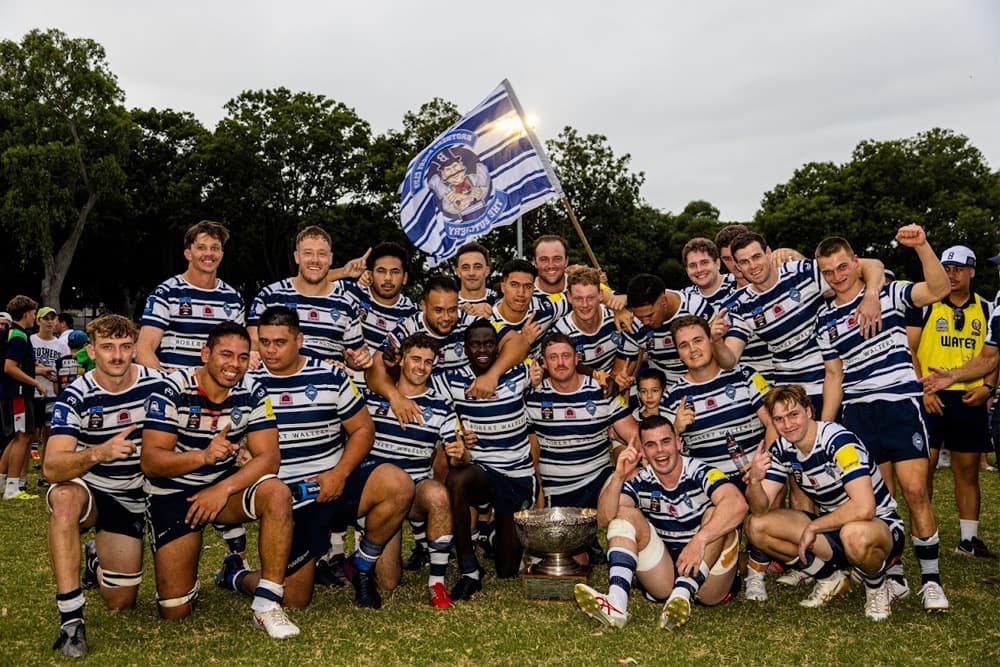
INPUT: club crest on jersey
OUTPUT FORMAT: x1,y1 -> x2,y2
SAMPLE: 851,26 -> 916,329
223,303 -> 233,316
504,379 -> 517,393
422,406 -> 434,422
935,317 -> 948,332
706,398 -> 717,409
611,332 -> 621,346
585,400 -> 597,416
52,407 -> 68,426
788,288 -> 801,303
972,320 -> 982,333
87,406 -> 104,429
663,336 -> 674,348
725,384 -> 736,399
453,341 -> 464,354
231,407 -> 244,426
146,398 -> 165,420
680,491 -> 693,509
178,299 -> 193,317
305,384 -> 318,402
594,345 -> 604,357
377,317 -> 387,329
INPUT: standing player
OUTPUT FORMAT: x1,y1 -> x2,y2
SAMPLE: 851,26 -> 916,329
140,322 -> 298,637
625,273 -> 714,384
455,242 -> 497,315
526,332 -> 637,510
682,238 -> 736,309
492,259 -> 559,354
711,232 -> 884,418
746,385 -> 907,621
137,220 -> 244,372
365,333 -> 462,608
1,295 -> 44,500
908,245 -> 996,560
574,416 -> 746,630
817,228 -> 952,609
220,307 -> 411,611
44,315 -> 161,657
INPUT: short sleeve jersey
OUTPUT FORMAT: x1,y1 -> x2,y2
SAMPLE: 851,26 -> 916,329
335,282 -> 419,351
635,290 -> 714,384
141,275 -> 245,369
2,325 -> 35,399
551,307 -> 640,373
367,388 -> 458,483
143,369 -> 276,496
388,311 -> 475,373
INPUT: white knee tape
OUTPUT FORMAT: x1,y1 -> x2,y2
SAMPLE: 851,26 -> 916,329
710,533 -> 740,576
99,569 -> 143,589
157,578 -> 200,608
636,522 -> 665,572
242,473 -> 279,520
606,518 -> 637,543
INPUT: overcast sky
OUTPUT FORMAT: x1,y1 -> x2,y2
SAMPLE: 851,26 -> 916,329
4,1 -> 998,221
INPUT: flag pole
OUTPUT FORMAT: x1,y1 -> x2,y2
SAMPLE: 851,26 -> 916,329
502,79 -> 601,272
560,197 -> 602,272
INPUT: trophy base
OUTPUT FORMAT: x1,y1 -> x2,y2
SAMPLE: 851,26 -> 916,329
521,565 -> 591,600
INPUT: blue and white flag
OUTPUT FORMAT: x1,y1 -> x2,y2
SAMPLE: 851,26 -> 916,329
400,79 -> 563,266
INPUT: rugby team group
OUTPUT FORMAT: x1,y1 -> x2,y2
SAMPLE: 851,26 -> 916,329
2,219 -> 998,658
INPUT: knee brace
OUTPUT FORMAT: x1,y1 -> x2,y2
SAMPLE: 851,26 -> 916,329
241,473 -> 279,520
606,518 -> 637,542
99,569 -> 143,589
636,523 -> 665,572
157,578 -> 201,609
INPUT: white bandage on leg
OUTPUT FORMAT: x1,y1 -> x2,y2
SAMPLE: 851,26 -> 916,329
710,532 -> 741,576
606,518 -> 637,543
241,473 -> 278,520
636,521 -> 666,572
45,478 -> 93,524
99,569 -> 143,588
157,578 -> 201,609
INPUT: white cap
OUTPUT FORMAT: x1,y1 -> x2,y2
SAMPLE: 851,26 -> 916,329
940,245 -> 976,267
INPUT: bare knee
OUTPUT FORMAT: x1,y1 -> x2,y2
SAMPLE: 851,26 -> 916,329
256,479 -> 292,520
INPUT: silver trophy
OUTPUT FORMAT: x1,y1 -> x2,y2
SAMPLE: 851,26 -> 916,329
514,507 -> 597,576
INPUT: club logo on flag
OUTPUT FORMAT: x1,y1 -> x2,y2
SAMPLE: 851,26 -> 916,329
400,80 -> 563,265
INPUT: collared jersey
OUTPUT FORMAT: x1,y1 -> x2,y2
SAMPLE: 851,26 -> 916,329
764,421 -> 900,528
725,260 -> 827,393
50,365 -> 164,513
909,294 -> 991,392
663,365 -> 769,477
249,279 -> 364,363
817,283 -> 921,403
143,369 -> 276,496
526,376 -> 631,496
635,290 -> 714,384
622,458 -> 733,556
248,358 -> 365,506
141,275 -> 245,369
430,363 -> 533,478
367,388 -> 458,483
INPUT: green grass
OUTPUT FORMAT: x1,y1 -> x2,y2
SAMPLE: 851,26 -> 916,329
2,465 -> 999,666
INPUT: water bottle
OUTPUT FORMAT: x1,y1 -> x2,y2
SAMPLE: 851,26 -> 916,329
290,481 -> 320,501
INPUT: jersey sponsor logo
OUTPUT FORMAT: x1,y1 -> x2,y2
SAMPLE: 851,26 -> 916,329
280,393 -> 293,406
790,462 -> 804,485
186,410 -> 201,430
935,317 -> 948,332
753,311 -> 767,328
972,319 -> 982,333
203,305 -> 214,317
565,408 -> 576,419
827,324 -> 839,342
87,406 -> 104,429
611,331 -> 622,347
304,384 -> 318,402
375,401 -> 390,417
504,379 -> 517,393
834,444 -> 861,474
308,310 -> 320,321
146,397 -> 165,419
117,411 -> 131,425
453,341 -> 463,354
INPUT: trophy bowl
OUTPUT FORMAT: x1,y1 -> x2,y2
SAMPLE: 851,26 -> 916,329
514,507 -> 598,576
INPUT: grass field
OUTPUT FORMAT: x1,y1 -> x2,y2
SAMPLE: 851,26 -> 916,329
1,465 -> 999,666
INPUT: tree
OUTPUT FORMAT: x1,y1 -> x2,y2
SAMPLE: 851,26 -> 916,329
0,29 -> 131,310
199,88 -> 373,297
756,129 -> 1000,294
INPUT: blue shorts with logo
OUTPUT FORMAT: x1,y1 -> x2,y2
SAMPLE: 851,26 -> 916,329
841,397 -> 928,465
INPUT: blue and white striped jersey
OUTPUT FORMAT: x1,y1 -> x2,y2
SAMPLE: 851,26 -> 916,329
526,376 -> 632,497
143,369 -> 276,497
551,307 -> 639,373
335,282 -> 419,351
694,276 -> 775,381
430,364 -> 534,478
492,297 -> 558,354
367,388 -> 458,483
248,279 -> 364,363
622,458 -> 733,557
141,275 -> 245,369
726,261 -> 827,394
388,311 -> 476,373
533,287 -> 573,321
248,359 -> 365,504
459,288 -> 499,306
635,290 -> 714,384
663,366 -> 769,477
986,291 -> 1000,348
50,366 -> 164,513
816,283 -> 921,404
765,421 -> 900,529
682,273 -> 737,311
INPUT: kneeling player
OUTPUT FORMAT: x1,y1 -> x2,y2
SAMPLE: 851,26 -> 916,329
745,385 -> 905,621
141,322 -> 298,638
44,315 -> 162,658
219,307 -> 412,611
575,416 -> 746,630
